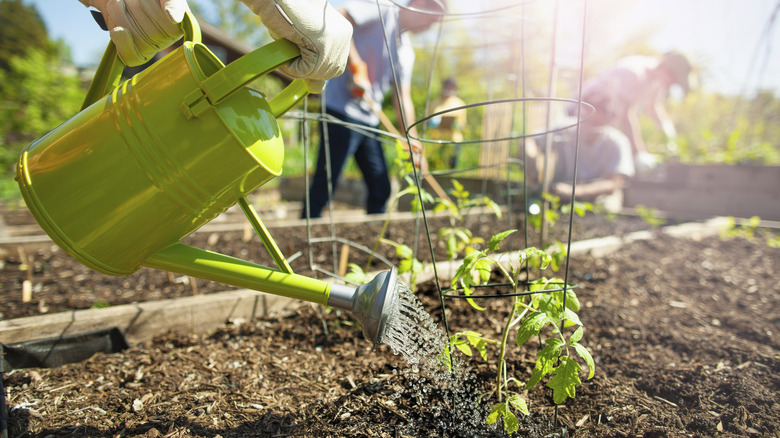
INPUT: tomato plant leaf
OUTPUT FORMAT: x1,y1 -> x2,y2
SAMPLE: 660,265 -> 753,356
474,258 -> 493,283
526,338 -> 563,389
465,331 -> 489,360
395,244 -> 414,259
454,340 -> 472,356
569,326 -> 584,344
487,230 -> 516,252
564,308 -> 582,327
547,356 -> 582,404
507,394 -> 529,416
486,402 -> 519,435
516,311 -> 551,347
573,342 -> 596,379
344,263 -> 366,284
463,284 -> 486,311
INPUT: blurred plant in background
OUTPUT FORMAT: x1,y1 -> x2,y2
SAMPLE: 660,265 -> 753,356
0,0 -> 83,199
2,0 -> 779,202
645,90 -> 780,165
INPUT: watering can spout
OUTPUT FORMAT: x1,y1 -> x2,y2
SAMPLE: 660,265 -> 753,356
328,269 -> 399,346
143,242 -> 399,346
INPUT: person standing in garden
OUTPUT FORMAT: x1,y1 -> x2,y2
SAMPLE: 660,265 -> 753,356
576,51 -> 694,174
427,76 -> 467,169
528,92 -> 635,212
76,0 -> 353,95
302,0 -> 446,219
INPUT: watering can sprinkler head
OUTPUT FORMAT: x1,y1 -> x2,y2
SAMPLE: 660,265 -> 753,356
328,268 -> 399,346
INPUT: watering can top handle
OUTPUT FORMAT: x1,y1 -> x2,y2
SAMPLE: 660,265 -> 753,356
198,38 -> 308,117
82,9 -> 202,109
84,9 -> 307,116
180,8 -> 307,117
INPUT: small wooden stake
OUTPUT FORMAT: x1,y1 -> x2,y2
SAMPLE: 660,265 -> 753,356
338,243 -> 350,278
22,280 -> 33,303
243,222 -> 253,242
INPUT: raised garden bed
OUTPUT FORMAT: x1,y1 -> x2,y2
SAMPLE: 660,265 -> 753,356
2,203 -> 779,437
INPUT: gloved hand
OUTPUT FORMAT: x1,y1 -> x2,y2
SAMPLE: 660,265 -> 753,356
79,0 -> 187,66
240,0 -> 352,94
635,152 -> 659,175
348,60 -> 372,98
406,139 -> 428,172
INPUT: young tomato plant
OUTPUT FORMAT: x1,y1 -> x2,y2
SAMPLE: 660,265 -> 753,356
635,204 -> 667,228
447,230 -> 595,435
433,179 -> 502,262
528,193 -> 592,231
354,140 -> 433,286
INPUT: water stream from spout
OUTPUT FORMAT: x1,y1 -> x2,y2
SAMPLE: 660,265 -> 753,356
379,283 -> 494,436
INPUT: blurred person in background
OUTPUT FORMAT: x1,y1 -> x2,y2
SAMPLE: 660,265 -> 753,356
303,0 -> 445,218
529,92 -> 635,212
575,51 -> 694,174
427,76 -> 467,169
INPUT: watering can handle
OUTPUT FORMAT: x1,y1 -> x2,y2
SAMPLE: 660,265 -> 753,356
81,10 -> 306,116
81,10 -> 202,110
196,39 -> 308,118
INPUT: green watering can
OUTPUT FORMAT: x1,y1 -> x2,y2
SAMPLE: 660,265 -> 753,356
17,11 -> 398,346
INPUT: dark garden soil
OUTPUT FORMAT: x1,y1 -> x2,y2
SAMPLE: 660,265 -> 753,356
2,204 -> 779,437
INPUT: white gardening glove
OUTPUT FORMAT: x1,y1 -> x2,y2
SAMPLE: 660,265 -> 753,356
79,0 -> 187,66
240,0 -> 352,94
635,152 -> 659,176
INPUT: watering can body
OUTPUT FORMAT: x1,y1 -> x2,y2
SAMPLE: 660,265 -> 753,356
18,14 -> 302,276
16,12 -> 401,346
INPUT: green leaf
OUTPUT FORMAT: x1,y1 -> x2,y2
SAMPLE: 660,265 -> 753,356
474,258 -> 493,283
485,403 -> 503,425
526,339 -> 563,389
487,230 -> 516,252
445,235 -> 458,260
452,251 -> 482,287
461,284 -> 485,311
344,263 -> 367,284
507,394 -> 529,416
516,311 -> 551,347
465,331 -> 489,360
486,403 -> 519,435
503,408 -> 519,434
432,201 -> 449,214
563,308 -> 582,327
547,357 -> 582,404
452,179 -> 465,194
398,258 -> 412,274
569,326 -> 584,344
564,288 -> 580,312
484,197 -> 503,219
438,346 -> 453,371
454,339 -> 472,356
573,342 -> 596,379
396,244 -> 414,259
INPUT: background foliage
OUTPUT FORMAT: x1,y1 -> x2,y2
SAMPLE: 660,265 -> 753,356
0,0 -> 778,200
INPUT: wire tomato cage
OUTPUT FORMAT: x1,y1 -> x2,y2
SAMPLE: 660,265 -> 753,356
286,0 -> 593,411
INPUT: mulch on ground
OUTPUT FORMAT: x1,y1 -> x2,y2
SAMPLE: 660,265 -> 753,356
2,207 -> 779,437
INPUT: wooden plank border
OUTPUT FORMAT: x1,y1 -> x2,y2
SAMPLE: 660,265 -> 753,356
0,289 -> 297,345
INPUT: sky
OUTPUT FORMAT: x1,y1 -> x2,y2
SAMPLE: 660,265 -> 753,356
25,0 -> 780,97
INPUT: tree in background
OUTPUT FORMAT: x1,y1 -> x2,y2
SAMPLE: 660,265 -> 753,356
189,0 -> 272,48
0,0 -> 50,71
0,1 -> 83,196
